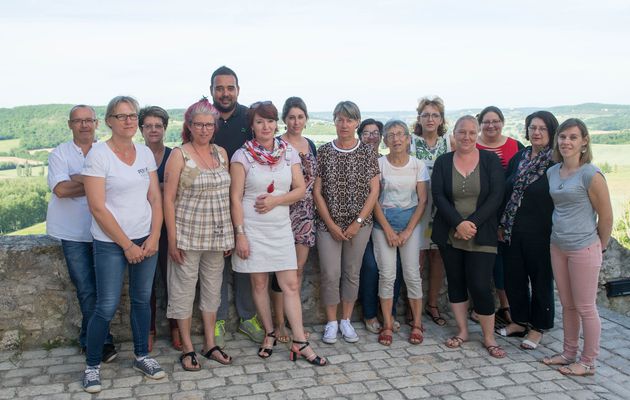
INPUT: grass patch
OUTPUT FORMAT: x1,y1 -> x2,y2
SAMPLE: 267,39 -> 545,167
0,138 -> 20,152
7,221 -> 46,235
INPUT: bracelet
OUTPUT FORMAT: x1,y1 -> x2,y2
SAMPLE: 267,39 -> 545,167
123,243 -> 134,252
235,225 -> 245,235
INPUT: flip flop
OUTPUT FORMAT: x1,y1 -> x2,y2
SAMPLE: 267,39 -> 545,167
201,346 -> 232,365
179,351 -> 201,372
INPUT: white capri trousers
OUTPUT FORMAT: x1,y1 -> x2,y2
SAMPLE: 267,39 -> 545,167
372,225 -> 423,299
166,250 -> 224,319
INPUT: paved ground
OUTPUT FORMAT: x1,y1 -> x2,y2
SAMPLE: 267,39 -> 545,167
2,305 -> 630,400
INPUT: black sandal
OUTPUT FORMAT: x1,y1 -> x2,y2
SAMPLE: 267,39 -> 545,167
201,346 -> 232,365
258,331 -> 277,359
425,304 -> 447,326
179,351 -> 201,371
495,307 -> 512,326
290,340 -> 327,366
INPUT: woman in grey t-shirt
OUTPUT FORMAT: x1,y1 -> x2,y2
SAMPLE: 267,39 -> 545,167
543,118 -> 613,377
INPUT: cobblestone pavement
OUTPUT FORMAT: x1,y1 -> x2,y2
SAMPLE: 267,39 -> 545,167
2,305 -> 629,400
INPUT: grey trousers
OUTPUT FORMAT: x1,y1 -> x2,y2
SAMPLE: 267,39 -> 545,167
318,225 -> 372,306
217,256 -> 256,321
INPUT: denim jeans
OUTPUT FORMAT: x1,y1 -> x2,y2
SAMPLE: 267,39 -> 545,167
61,240 -> 113,348
86,237 -> 157,366
359,238 -> 403,319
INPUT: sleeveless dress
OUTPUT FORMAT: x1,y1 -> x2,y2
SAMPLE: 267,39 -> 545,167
231,147 -> 298,272
174,145 -> 234,251
411,134 -> 452,249
289,149 -> 317,247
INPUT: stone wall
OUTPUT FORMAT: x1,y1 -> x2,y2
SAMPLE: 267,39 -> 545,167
1,235 -> 629,350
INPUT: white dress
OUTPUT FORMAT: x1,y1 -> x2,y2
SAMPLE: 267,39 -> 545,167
231,148 -> 298,272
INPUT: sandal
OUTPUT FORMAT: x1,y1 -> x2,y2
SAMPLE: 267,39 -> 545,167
258,331 -> 277,359
496,323 -> 528,337
541,353 -> 575,366
276,326 -> 290,344
179,351 -> 201,371
445,336 -> 465,349
201,346 -> 232,365
558,362 -> 595,377
378,327 -> 393,346
364,318 -> 382,334
409,325 -> 424,345
521,328 -> 543,350
485,344 -> 507,359
289,340 -> 327,366
425,304 -> 447,326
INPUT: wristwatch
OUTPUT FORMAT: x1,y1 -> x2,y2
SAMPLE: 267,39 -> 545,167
355,216 -> 364,225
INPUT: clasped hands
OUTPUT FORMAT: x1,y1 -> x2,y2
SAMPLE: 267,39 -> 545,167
454,220 -> 477,241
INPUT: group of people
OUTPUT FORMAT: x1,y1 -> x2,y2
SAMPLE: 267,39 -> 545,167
46,66 -> 613,394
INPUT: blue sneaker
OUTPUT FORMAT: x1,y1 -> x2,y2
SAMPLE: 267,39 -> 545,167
82,367 -> 101,393
133,357 -> 166,379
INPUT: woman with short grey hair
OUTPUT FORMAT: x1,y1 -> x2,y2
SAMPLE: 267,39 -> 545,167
313,101 -> 380,345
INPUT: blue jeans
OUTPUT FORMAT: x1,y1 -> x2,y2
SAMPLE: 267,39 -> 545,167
86,237 -> 157,366
61,240 -> 113,348
359,238 -> 403,319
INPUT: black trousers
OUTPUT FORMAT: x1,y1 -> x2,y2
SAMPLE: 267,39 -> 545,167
502,231 -> 555,330
439,244 -> 496,315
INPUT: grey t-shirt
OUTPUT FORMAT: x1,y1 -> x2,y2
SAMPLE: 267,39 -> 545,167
547,163 -> 601,250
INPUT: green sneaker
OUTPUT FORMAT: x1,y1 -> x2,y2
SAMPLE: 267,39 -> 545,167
239,315 -> 265,343
215,319 -> 226,349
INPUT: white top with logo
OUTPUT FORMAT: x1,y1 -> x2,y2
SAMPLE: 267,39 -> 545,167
82,142 -> 157,242
46,140 -> 94,242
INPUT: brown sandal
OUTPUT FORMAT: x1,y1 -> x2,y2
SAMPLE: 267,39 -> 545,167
541,353 -> 576,366
445,336 -> 465,348
378,327 -> 393,346
485,344 -> 507,359
409,325 -> 424,345
558,362 -> 595,377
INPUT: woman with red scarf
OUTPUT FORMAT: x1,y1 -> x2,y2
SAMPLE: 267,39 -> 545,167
230,101 -> 326,366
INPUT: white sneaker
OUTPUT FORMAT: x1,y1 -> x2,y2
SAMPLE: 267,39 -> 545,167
322,321 -> 338,344
340,319 -> 359,343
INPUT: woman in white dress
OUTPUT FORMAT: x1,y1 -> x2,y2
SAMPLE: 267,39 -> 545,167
230,101 -> 326,366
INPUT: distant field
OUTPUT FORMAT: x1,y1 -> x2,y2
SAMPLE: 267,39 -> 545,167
592,144 -> 630,166
0,165 -> 47,178
7,221 -> 46,236
0,138 -> 20,152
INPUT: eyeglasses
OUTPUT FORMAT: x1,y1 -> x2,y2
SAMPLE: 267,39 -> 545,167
419,113 -> 441,120
69,118 -> 97,125
361,130 -> 380,138
528,125 -> 548,133
386,132 -> 407,140
481,119 -> 502,126
110,113 -> 138,121
142,124 -> 165,131
192,122 -> 216,130
250,101 -> 272,109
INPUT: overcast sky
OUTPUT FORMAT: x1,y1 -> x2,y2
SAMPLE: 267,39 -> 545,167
1,0 -> 629,112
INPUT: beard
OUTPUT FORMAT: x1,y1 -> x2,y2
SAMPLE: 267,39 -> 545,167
213,97 -> 237,113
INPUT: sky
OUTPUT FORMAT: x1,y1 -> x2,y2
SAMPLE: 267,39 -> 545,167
1,0 -> 629,112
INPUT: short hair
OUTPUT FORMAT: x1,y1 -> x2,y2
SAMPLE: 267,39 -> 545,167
181,98 -> 220,143
333,101 -> 361,122
453,115 -> 479,132
281,97 -> 309,121
477,106 -> 505,124
414,96 -> 447,137
139,106 -> 170,130
358,118 -> 383,136
247,101 -> 279,135
552,118 -> 593,164
210,66 -> 239,89
105,95 -> 139,119
68,104 -> 96,120
525,110 -> 558,144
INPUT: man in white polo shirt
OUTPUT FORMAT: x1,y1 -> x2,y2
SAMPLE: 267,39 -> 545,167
46,105 -> 116,362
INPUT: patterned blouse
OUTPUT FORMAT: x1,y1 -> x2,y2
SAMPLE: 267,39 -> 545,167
290,150 -> 317,247
411,134 -> 451,174
316,140 -> 380,231
174,145 -> 234,251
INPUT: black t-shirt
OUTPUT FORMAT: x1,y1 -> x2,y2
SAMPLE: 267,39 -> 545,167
213,103 -> 252,159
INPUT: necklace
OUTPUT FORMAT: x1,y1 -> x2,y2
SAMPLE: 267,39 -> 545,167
190,143 -> 212,169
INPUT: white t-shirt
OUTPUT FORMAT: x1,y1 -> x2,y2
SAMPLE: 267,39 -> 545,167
46,140 -> 94,242
82,142 -> 157,242
378,156 -> 430,209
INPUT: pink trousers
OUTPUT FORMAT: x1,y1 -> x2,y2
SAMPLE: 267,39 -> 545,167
550,240 -> 602,365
